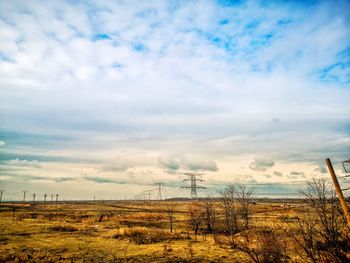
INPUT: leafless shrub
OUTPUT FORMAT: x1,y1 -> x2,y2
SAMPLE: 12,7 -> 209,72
49,225 -> 78,232
232,228 -> 289,263
202,200 -> 215,235
235,185 -> 254,230
219,184 -> 254,237
220,185 -> 239,236
283,178 -> 350,262
188,202 -> 204,241
187,241 -> 195,259
162,244 -> 173,257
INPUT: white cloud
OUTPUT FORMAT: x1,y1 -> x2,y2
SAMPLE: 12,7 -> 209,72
249,158 -> 275,172
0,0 -> 349,198
158,154 -> 218,172
7,158 -> 42,169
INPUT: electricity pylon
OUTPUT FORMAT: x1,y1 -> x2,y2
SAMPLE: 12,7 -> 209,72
180,172 -> 206,199
0,190 -> 4,205
144,190 -> 153,200
155,183 -> 164,200
22,190 -> 28,203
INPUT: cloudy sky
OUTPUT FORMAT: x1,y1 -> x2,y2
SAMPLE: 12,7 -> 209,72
0,0 -> 349,200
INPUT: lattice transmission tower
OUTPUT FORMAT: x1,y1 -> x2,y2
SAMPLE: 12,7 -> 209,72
155,183 -> 165,200
180,172 -> 206,199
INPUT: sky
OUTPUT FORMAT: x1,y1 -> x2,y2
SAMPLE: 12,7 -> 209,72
0,0 -> 349,200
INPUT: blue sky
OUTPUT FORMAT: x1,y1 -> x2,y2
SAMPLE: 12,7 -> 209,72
0,0 -> 349,199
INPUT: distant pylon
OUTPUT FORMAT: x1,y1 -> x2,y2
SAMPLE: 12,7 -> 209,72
180,172 -> 206,199
155,183 -> 164,200
22,190 -> 28,203
144,190 -> 153,200
0,190 -> 4,205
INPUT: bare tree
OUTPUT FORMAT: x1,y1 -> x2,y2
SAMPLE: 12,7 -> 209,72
220,184 -> 254,237
234,185 -> 254,230
202,200 -> 215,234
220,185 -> 239,237
188,202 -> 204,241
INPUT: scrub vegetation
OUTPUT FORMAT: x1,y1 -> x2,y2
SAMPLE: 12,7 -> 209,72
0,180 -> 349,262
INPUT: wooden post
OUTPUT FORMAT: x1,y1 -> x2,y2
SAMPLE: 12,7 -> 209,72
326,158 -> 350,226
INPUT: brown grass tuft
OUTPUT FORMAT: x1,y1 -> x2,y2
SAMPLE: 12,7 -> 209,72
114,227 -> 188,244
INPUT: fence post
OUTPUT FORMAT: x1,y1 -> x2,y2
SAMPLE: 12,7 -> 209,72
326,158 -> 350,226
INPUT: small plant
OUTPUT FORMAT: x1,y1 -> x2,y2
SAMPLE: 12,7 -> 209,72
162,244 -> 173,257
186,241 -> 195,259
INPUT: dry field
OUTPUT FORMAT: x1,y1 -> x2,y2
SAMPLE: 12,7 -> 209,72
0,198 -> 349,262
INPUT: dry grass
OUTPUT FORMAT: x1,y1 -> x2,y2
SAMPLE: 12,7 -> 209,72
0,200 -> 348,262
114,227 -> 188,244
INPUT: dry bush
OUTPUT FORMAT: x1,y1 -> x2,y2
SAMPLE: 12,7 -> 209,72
17,213 -> 38,221
81,215 -> 97,224
231,228 -> 289,263
49,225 -> 78,232
202,200 -> 215,235
187,201 -> 219,242
113,227 -> 187,244
283,178 -> 350,262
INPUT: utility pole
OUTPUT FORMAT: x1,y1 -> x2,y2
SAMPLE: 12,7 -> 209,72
326,158 -> 350,226
180,172 -> 206,199
51,193 -> 53,202
32,193 -> 36,204
155,183 -> 164,200
22,190 -> 28,204
0,190 -> 4,205
44,193 -> 47,206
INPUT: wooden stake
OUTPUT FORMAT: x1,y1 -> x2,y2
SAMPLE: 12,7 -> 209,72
326,158 -> 350,226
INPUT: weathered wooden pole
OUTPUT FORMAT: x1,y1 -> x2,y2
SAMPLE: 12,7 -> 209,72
326,158 -> 350,226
